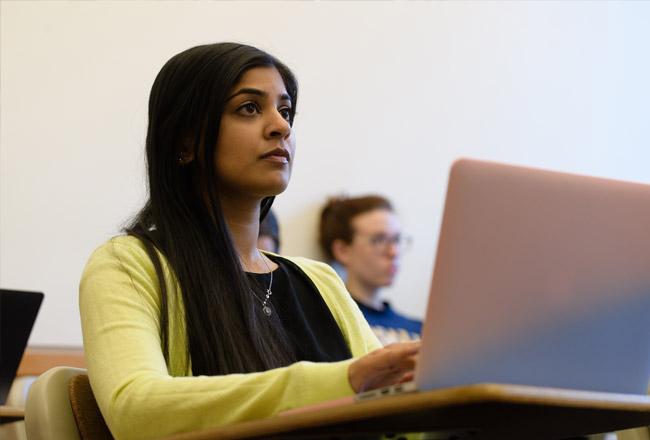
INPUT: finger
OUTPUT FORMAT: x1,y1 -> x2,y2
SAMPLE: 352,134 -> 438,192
398,372 -> 415,383
382,344 -> 420,364
393,342 -> 421,358
391,350 -> 417,368
385,341 -> 421,353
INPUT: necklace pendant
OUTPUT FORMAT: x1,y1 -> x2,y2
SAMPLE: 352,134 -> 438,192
263,306 -> 273,317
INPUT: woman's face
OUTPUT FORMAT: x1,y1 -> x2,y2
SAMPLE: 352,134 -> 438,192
214,66 -> 295,200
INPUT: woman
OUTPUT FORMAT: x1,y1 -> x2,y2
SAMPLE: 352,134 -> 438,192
79,43 -> 418,440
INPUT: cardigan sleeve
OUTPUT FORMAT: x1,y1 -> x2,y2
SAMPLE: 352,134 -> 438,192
79,237 -> 364,440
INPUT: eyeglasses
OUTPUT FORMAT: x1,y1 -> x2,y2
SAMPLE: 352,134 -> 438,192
356,233 -> 413,254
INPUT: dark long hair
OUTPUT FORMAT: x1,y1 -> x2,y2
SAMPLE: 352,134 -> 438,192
125,43 -> 299,375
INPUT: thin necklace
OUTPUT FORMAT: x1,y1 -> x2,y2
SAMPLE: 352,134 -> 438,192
251,249 -> 274,317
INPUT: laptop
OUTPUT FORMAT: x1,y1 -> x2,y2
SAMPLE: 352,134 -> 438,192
0,289 -> 43,404
367,158 -> 650,400
416,158 -> 650,393
282,158 -> 650,416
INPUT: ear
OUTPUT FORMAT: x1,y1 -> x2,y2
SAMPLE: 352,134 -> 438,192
177,138 -> 195,165
331,239 -> 352,266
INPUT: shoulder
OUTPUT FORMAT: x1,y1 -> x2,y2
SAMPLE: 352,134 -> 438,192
276,255 -> 349,299
380,302 -> 423,333
87,235 -> 151,262
279,255 -> 340,281
80,235 -> 163,297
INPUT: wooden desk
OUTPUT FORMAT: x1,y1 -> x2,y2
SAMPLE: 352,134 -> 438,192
163,384 -> 650,440
17,346 -> 85,377
0,405 -> 24,425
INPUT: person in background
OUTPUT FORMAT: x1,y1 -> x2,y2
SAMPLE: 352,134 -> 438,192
258,209 -> 280,253
79,43 -> 418,440
320,195 -> 422,345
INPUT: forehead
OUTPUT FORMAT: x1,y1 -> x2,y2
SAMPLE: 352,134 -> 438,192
351,208 -> 400,234
232,66 -> 288,96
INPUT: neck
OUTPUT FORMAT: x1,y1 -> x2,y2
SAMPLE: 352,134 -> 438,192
345,275 -> 384,311
218,194 -> 274,273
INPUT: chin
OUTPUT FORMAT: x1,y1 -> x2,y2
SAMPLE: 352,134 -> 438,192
267,180 -> 289,196
255,182 -> 289,199
268,174 -> 291,194
249,171 -> 290,196
378,277 -> 395,288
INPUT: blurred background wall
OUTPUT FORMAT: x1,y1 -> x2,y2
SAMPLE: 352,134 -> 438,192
2,0 -> 649,346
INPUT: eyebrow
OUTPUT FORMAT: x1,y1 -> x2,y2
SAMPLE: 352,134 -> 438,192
227,88 -> 291,103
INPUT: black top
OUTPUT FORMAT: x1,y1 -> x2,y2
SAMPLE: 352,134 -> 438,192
246,256 -> 351,363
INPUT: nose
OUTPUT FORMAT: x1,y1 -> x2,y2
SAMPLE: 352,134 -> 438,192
265,109 -> 291,140
386,240 -> 400,258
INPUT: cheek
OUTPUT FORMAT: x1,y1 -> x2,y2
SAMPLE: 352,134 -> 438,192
213,148 -> 237,178
214,120 -> 250,163
366,254 -> 393,277
214,134 -> 245,174
351,249 -> 377,271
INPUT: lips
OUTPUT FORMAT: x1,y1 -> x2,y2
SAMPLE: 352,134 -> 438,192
260,148 -> 291,164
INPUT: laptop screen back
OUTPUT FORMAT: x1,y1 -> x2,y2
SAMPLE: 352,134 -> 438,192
416,159 -> 650,394
0,289 -> 43,403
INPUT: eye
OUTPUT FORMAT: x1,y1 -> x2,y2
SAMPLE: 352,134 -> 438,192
369,234 -> 388,246
279,107 -> 292,122
237,102 -> 260,116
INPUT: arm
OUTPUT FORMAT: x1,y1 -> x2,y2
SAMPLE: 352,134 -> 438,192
79,237 -> 357,440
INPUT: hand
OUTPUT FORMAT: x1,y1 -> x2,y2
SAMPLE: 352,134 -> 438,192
348,341 -> 420,393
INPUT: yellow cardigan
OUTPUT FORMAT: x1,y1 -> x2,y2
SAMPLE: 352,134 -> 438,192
79,235 -> 381,440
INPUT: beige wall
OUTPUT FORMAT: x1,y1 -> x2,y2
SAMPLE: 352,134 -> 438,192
2,1 -> 650,345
